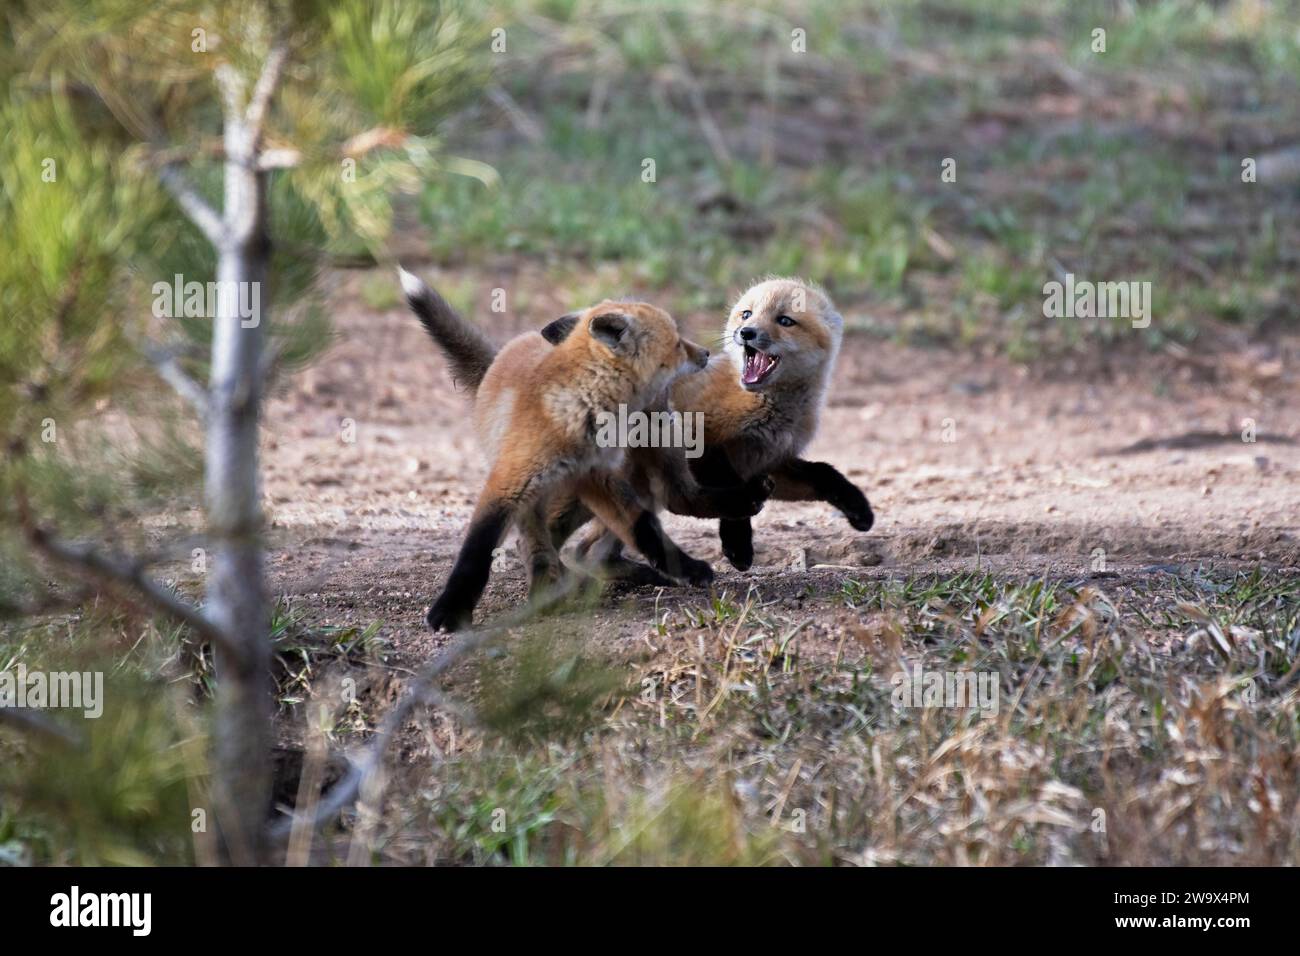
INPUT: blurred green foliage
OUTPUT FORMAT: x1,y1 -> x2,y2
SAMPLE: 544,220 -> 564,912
0,0 -> 490,864
418,0 -> 1300,353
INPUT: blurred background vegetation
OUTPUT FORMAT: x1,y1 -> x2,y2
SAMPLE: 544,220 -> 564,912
414,0 -> 1300,360
0,0 -> 491,863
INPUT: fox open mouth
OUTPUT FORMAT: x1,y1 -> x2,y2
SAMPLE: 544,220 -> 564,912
742,345 -> 780,385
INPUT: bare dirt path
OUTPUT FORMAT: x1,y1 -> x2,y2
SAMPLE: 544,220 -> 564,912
261,269 -> 1300,659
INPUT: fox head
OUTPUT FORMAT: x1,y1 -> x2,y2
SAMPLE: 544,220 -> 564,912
724,278 -> 842,392
541,300 -> 709,402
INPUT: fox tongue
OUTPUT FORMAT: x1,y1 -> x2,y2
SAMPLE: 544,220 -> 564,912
743,350 -> 774,384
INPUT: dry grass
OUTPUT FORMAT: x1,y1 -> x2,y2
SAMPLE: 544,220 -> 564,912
288,569 -> 1300,866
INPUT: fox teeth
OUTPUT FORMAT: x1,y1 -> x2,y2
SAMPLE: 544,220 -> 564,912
742,346 -> 778,383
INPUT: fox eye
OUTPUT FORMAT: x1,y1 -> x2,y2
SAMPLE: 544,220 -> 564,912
776,315 -> 797,327
740,310 -> 752,320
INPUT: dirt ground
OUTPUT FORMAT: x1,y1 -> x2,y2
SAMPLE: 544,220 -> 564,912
258,268 -> 1299,666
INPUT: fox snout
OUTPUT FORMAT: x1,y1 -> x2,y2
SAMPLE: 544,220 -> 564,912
735,326 -> 773,350
683,340 -> 710,369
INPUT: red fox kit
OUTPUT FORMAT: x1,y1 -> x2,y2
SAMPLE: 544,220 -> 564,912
678,277 -> 873,568
398,268 -> 731,630
561,277 -> 873,573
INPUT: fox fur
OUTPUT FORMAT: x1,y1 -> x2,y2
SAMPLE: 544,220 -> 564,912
398,267 -> 739,630
567,277 -> 873,572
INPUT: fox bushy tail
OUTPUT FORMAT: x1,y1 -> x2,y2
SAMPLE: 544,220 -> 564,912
398,267 -> 497,391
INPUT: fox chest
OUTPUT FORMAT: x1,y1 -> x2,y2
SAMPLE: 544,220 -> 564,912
724,405 -> 817,476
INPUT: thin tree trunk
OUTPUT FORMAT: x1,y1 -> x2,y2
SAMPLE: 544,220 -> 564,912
204,114 -> 272,864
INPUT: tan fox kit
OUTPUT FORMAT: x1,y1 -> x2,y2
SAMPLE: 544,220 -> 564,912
398,268 -> 727,631
562,277 -> 873,573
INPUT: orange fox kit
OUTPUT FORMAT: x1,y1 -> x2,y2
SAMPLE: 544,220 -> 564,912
398,268 -> 727,631
563,277 -> 873,573
682,276 -> 873,568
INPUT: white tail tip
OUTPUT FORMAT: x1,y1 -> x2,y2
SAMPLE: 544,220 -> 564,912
397,265 -> 427,299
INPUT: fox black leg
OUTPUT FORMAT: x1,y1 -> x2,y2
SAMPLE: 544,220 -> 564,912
517,501 -> 565,600
549,500 -> 592,551
712,518 -> 751,571
564,518 -> 674,587
771,458 -> 873,531
577,473 -> 713,586
630,510 -> 713,585
689,447 -> 757,570
655,445 -> 771,520
426,504 -> 511,631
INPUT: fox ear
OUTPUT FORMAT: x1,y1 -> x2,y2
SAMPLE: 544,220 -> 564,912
589,312 -> 631,351
540,313 -> 579,345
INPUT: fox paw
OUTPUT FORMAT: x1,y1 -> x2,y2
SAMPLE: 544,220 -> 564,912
834,488 -> 874,532
843,500 -> 874,532
426,600 -> 471,633
722,538 -> 753,572
678,556 -> 715,587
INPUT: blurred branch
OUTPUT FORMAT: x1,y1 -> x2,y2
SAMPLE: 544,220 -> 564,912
156,164 -> 225,245
256,148 -> 301,171
149,125 -> 411,173
486,85 -> 543,144
265,630 -> 491,847
0,708 -> 83,749
0,587 -> 94,621
214,63 -> 247,122
342,127 -> 408,157
254,127 -> 409,171
17,501 -> 240,666
245,41 -> 290,145
266,574 -> 597,848
26,525 -> 225,648
138,339 -> 209,421
211,40 -> 287,168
